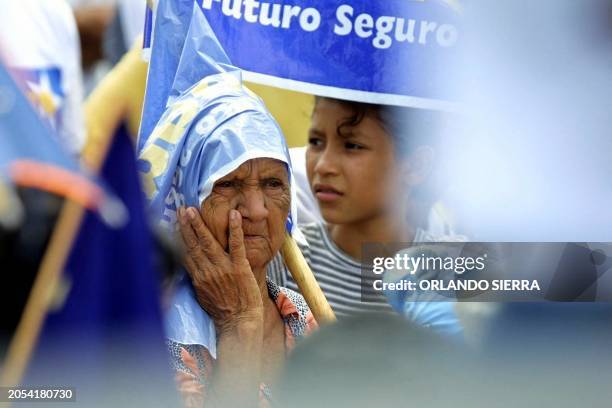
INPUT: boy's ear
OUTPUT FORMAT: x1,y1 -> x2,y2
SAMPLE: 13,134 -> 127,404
400,146 -> 435,188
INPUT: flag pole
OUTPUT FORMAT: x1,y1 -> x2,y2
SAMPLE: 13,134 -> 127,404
0,44 -> 147,389
0,201 -> 86,388
281,234 -> 336,324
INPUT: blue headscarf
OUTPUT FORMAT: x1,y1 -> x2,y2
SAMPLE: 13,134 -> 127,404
138,1 -> 296,356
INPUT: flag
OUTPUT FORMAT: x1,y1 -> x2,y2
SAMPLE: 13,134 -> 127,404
138,0 -> 196,152
10,67 -> 65,132
23,123 -> 178,407
0,63 -> 125,227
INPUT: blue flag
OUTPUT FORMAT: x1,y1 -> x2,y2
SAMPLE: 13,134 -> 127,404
139,0 -> 196,152
24,124 -> 178,407
0,63 -> 124,227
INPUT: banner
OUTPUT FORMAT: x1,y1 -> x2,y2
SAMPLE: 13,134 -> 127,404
197,0 -> 460,110
143,0 -> 460,116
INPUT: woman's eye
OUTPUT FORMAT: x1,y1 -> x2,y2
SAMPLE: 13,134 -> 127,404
215,180 -> 236,189
345,141 -> 364,150
263,178 -> 285,189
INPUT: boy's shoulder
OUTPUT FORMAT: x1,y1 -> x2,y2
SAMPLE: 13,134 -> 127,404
297,221 -> 326,240
293,222 -> 328,255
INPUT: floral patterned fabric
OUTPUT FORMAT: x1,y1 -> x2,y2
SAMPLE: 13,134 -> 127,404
167,279 -> 317,407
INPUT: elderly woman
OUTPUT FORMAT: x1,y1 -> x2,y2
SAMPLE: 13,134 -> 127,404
138,5 -> 315,407
170,158 -> 316,408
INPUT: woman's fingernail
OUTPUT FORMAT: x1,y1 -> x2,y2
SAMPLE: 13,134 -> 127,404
188,208 -> 196,220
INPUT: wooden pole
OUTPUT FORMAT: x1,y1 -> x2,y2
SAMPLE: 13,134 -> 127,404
0,201 -> 86,388
281,233 -> 336,324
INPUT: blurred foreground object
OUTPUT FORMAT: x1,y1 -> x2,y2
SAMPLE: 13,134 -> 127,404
20,124 -> 178,407
1,53 -> 176,405
439,0 -> 612,241
82,39 -> 148,155
71,1 -> 115,70
476,303 -> 612,407
279,314 -> 477,408
280,306 -> 612,407
0,62 -> 122,224
0,180 -> 23,230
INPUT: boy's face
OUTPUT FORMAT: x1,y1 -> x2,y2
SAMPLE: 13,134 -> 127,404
306,99 -> 401,226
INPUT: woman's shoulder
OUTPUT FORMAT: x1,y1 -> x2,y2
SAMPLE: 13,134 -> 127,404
267,280 -> 318,339
167,340 -> 213,383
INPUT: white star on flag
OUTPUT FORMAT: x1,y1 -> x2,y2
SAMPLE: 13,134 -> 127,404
26,70 -> 63,123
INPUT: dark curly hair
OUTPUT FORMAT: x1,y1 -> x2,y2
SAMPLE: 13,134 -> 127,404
315,96 -> 445,158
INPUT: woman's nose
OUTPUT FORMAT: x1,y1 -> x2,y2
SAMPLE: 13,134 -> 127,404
237,187 -> 268,222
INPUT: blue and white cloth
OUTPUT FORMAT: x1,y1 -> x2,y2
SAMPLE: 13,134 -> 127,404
138,1 -> 296,356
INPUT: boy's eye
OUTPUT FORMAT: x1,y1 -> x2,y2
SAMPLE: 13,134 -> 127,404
345,141 -> 364,150
308,137 -> 323,147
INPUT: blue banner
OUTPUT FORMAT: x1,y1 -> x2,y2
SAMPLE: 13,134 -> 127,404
199,0 -> 461,110
142,0 -> 461,117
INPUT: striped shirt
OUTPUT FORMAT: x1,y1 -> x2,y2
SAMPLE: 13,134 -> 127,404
267,222 -> 432,318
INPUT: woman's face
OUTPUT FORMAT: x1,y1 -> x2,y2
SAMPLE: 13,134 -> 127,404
200,158 -> 290,271
306,99 -> 401,226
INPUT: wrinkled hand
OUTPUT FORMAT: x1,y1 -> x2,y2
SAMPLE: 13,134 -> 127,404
178,207 -> 263,332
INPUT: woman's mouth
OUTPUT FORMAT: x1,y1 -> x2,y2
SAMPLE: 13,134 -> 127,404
243,232 -> 267,242
313,184 -> 343,203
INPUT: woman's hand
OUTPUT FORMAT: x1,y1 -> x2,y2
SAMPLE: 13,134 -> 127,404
178,207 -> 265,406
178,207 -> 264,332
